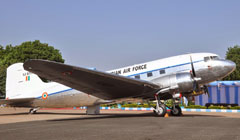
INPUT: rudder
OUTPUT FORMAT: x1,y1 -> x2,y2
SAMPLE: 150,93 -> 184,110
6,63 -> 45,99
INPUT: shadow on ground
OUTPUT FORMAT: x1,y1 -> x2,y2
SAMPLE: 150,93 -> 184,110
0,110 -> 223,120
46,112 -> 222,122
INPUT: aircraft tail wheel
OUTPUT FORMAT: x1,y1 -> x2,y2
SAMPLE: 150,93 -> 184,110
154,104 -> 167,117
29,108 -> 37,114
170,105 -> 182,116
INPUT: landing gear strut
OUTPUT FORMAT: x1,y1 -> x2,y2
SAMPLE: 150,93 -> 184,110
29,108 -> 39,114
153,94 -> 167,117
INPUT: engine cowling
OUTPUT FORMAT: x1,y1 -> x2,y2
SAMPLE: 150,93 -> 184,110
151,72 -> 194,93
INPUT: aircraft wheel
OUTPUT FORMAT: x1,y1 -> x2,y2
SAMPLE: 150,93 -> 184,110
170,105 -> 182,116
29,108 -> 37,114
154,104 -> 167,117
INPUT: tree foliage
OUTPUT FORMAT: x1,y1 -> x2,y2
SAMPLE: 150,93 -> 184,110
0,40 -> 64,96
223,45 -> 240,80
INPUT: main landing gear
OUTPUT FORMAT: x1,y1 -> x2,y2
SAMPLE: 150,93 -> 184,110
154,94 -> 167,117
29,108 -> 39,114
170,104 -> 182,116
153,94 -> 182,117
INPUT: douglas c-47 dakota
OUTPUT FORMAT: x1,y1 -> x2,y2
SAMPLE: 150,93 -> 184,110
0,53 -> 236,117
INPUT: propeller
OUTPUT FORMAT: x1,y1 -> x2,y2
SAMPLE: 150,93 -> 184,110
190,55 -> 196,77
190,55 -> 208,97
190,55 -> 198,92
203,85 -> 210,97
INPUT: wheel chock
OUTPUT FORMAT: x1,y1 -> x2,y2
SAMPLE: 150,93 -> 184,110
164,113 -> 169,117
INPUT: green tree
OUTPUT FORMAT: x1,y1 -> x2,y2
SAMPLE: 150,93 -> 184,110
224,45 -> 240,80
0,40 -> 64,96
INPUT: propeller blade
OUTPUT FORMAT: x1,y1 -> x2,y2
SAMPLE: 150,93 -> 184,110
190,55 -> 199,93
204,85 -> 210,97
193,80 -> 198,91
190,55 -> 196,77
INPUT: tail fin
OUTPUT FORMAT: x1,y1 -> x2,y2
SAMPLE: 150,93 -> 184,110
6,63 -> 46,99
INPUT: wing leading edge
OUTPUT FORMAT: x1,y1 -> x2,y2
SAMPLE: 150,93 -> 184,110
23,60 -> 159,100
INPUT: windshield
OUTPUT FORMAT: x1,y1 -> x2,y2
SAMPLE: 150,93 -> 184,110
210,56 -> 220,60
204,56 -> 220,62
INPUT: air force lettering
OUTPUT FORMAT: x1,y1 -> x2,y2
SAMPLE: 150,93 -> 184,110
132,64 -> 147,71
111,64 -> 147,75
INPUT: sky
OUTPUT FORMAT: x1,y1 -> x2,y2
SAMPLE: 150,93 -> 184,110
0,0 -> 240,71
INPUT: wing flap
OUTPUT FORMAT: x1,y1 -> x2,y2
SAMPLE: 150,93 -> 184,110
24,60 -> 159,100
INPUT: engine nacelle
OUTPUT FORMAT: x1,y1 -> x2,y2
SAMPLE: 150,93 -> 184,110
151,72 -> 194,93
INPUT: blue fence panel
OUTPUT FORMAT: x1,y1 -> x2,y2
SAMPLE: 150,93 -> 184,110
195,81 -> 240,106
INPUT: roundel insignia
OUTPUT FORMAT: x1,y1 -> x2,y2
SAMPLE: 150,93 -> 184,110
42,92 -> 48,100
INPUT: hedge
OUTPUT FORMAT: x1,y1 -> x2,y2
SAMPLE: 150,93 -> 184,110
184,105 -> 207,109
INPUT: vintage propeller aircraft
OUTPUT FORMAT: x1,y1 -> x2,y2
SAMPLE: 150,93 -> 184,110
0,53 -> 236,116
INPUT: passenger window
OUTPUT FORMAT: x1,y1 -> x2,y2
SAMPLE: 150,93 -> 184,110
204,57 -> 210,62
147,72 -> 153,77
135,75 -> 140,79
159,69 -> 165,74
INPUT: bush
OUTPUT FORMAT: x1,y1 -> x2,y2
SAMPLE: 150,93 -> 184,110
184,105 -> 207,109
208,105 -> 227,109
101,104 -> 108,107
230,106 -> 240,110
101,104 -> 118,108
185,105 -> 240,110
102,103 -> 240,110
121,103 -> 155,108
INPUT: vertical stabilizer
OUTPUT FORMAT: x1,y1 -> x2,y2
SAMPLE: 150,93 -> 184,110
6,63 -> 46,99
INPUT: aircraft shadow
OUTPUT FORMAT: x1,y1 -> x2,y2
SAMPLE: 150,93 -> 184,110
0,112 -> 87,116
0,112 -> 29,116
0,111 -> 223,119
47,112 -> 223,122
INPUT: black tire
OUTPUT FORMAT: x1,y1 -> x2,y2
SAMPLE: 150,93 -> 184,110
29,109 -> 37,114
154,104 -> 167,117
29,109 -> 33,114
170,105 -> 182,116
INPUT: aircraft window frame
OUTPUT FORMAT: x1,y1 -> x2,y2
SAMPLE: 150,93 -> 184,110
135,75 -> 140,79
204,56 -> 220,62
147,72 -> 153,77
211,56 -> 220,60
204,57 -> 210,62
159,69 -> 165,74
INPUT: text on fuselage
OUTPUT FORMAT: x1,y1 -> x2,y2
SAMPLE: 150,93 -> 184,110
111,64 -> 147,75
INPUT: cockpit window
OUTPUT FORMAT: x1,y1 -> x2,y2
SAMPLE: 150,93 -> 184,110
210,56 -> 220,60
204,57 -> 210,62
204,56 -> 220,62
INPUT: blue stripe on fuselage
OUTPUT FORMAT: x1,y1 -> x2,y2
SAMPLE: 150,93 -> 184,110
126,60 -> 203,77
36,88 -> 73,99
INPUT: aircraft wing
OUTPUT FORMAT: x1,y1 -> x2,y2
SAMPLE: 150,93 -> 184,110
24,60 -> 160,100
0,98 -> 35,107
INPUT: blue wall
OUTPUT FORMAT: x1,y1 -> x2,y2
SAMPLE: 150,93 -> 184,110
195,81 -> 240,106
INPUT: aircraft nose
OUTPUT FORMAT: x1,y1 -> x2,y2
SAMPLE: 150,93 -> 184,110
225,60 -> 236,73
